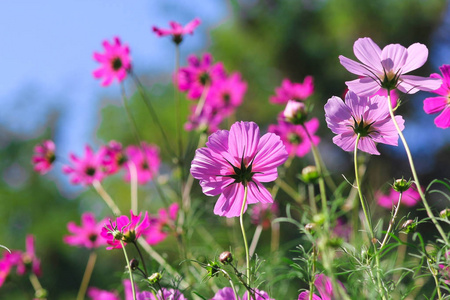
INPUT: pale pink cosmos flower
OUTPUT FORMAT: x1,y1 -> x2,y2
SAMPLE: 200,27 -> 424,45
93,37 -> 131,87
64,212 -> 108,249
210,288 -> 275,300
152,18 -> 201,44
101,141 -> 127,175
145,203 -> 179,245
191,121 -> 288,218
268,117 -> 320,157
298,274 -> 341,300
324,91 -> 405,155
63,145 -> 106,185
423,64 -> 450,128
32,140 -> 56,174
125,143 -> 160,185
270,76 -> 314,104
377,183 -> 421,209
339,37 -> 441,96
101,210 -> 150,250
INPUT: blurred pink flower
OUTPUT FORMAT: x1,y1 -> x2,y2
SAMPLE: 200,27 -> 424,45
191,121 -> 288,218
152,18 -> 201,44
125,143 -> 160,185
324,91 -> 404,155
250,202 -> 279,229
185,104 -> 224,133
64,212 -> 108,249
32,140 -> 56,174
270,76 -> 314,104
145,203 -> 179,245
283,100 -> 306,124
268,117 -> 320,157
101,210 -> 150,250
206,72 -> 247,114
339,37 -> 441,96
93,36 -> 131,87
63,145 -> 106,185
377,184 -> 421,209
210,288 -> 274,300
87,287 -> 120,300
423,64 -> 450,128
101,141 -> 127,175
298,274 -> 340,300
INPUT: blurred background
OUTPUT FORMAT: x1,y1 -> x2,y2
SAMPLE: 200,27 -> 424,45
1,0 -> 449,298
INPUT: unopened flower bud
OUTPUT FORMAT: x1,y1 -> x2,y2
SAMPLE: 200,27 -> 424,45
305,223 -> 316,232
392,178 -> 412,193
401,219 -> 416,233
440,209 -> 450,218
129,259 -> 139,271
148,272 -> 162,284
283,100 -> 307,124
219,251 -> 233,265
300,166 -> 319,184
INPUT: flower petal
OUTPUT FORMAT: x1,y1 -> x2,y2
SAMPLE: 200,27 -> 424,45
435,106 -> 450,128
423,96 -> 448,114
353,37 -> 383,73
345,77 -> 381,97
398,75 -> 442,94
402,43 -> 428,73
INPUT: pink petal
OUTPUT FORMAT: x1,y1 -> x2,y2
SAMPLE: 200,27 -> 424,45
246,181 -> 273,204
332,131 -> 356,152
402,43 -> 428,73
339,55 -> 371,76
423,96 -> 447,114
345,77 -> 381,97
353,37 -> 383,73
380,44 -> 407,73
214,183 -> 246,218
228,121 -> 260,161
435,106 -> 450,128
358,136 -> 380,155
183,18 -> 201,34
398,75 -> 442,93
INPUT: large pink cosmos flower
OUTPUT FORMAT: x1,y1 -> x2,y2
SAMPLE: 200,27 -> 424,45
423,64 -> 450,128
101,210 -> 150,250
32,140 -> 56,174
298,274 -> 339,300
270,76 -> 314,104
268,117 -> 320,157
144,203 -> 179,245
210,287 -> 275,300
124,143 -> 160,185
324,91 -> 405,155
64,212 -> 108,249
152,18 -> 201,44
63,145 -> 106,185
339,37 -> 441,96
191,121 -> 288,218
93,37 -> 131,87
376,184 -> 421,209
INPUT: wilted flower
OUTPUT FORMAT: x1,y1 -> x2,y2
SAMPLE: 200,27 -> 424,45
152,18 -> 201,44
93,37 -> 131,87
32,140 -> 56,174
339,37 -> 441,96
125,143 -> 160,185
324,91 -> 405,155
423,64 -> 450,128
270,76 -> 314,104
63,145 -> 106,185
191,121 -> 288,218
64,212 -> 108,249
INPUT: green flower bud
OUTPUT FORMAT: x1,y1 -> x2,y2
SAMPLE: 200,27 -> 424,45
392,178 -> 412,193
401,219 -> 416,233
300,166 -> 320,184
148,272 -> 162,284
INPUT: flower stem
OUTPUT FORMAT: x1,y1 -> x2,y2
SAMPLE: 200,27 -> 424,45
379,193 -> 402,250
240,185 -> 251,300
387,93 -> 449,245
174,44 -> 183,160
249,224 -> 263,257
76,251 -> 97,300
221,269 -> 240,300
133,241 -> 148,277
120,240 -> 136,300
29,273 -> 46,299
128,161 -> 138,214
92,180 -> 121,216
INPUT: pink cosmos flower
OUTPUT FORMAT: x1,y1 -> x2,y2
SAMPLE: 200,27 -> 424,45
101,210 -> 150,250
423,64 -> 450,128
250,202 -> 279,230
0,258 -> 13,287
21,235 -> 41,277
145,203 -> 179,245
206,72 -> 247,114
339,37 -> 441,96
210,288 -> 274,300
377,184 -> 421,209
123,279 -> 187,300
101,141 -> 127,175
32,140 -> 56,174
87,287 -> 120,300
125,143 -> 160,185
63,145 -> 106,185
324,91 -> 405,155
177,53 -> 226,100
268,117 -> 320,157
298,274 -> 340,300
93,37 -> 131,87
64,212 -> 108,249
270,76 -> 314,104
191,121 -> 288,218
152,18 -> 201,44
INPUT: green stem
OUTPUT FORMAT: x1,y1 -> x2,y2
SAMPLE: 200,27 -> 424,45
174,44 -> 183,160
120,240 -> 136,300
240,185 -> 251,300
128,161 -> 138,213
428,260 -> 443,300
221,269 -> 239,300
92,180 -> 121,216
120,82 -> 143,145
133,241 -> 148,277
387,92 -> 449,245
76,252 -> 97,300
379,193 -> 403,250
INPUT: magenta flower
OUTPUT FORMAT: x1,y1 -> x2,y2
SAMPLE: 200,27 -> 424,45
339,37 -> 441,96
93,37 -> 131,87
152,18 -> 201,44
177,53 -> 226,100
145,203 -> 179,245
377,184 -> 421,209
210,288 -> 274,300
268,117 -> 320,157
125,143 -> 160,185
270,76 -> 314,104
0,258 -> 13,287
32,140 -> 56,174
206,72 -> 247,114
250,202 -> 279,230
1,235 -> 42,280
87,287 -> 120,300
122,279 -> 187,300
101,141 -> 127,175
298,274 -> 340,300
185,104 -> 224,133
423,64 -> 450,128
191,121 -> 288,218
21,235 -> 41,277
64,212 -> 108,249
101,210 -> 150,250
63,145 -> 106,185
324,91 -> 405,155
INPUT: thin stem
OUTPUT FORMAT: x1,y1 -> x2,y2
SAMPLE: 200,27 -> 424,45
120,240 -> 136,300
249,224 -> 263,257
174,44 -> 183,160
274,178 -> 302,203
308,183 -> 318,215
193,84 -> 210,118
240,185 -> 251,300
428,260 -> 443,300
128,161 -> 138,213
92,180 -> 121,216
133,241 -> 148,277
76,251 -> 97,300
387,92 -> 449,245
120,82 -> 143,145
221,269 -> 239,300
379,193 -> 403,250
29,273 -> 46,299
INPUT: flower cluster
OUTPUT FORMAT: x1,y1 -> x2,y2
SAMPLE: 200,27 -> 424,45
101,211 -> 150,249
152,18 -> 201,45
